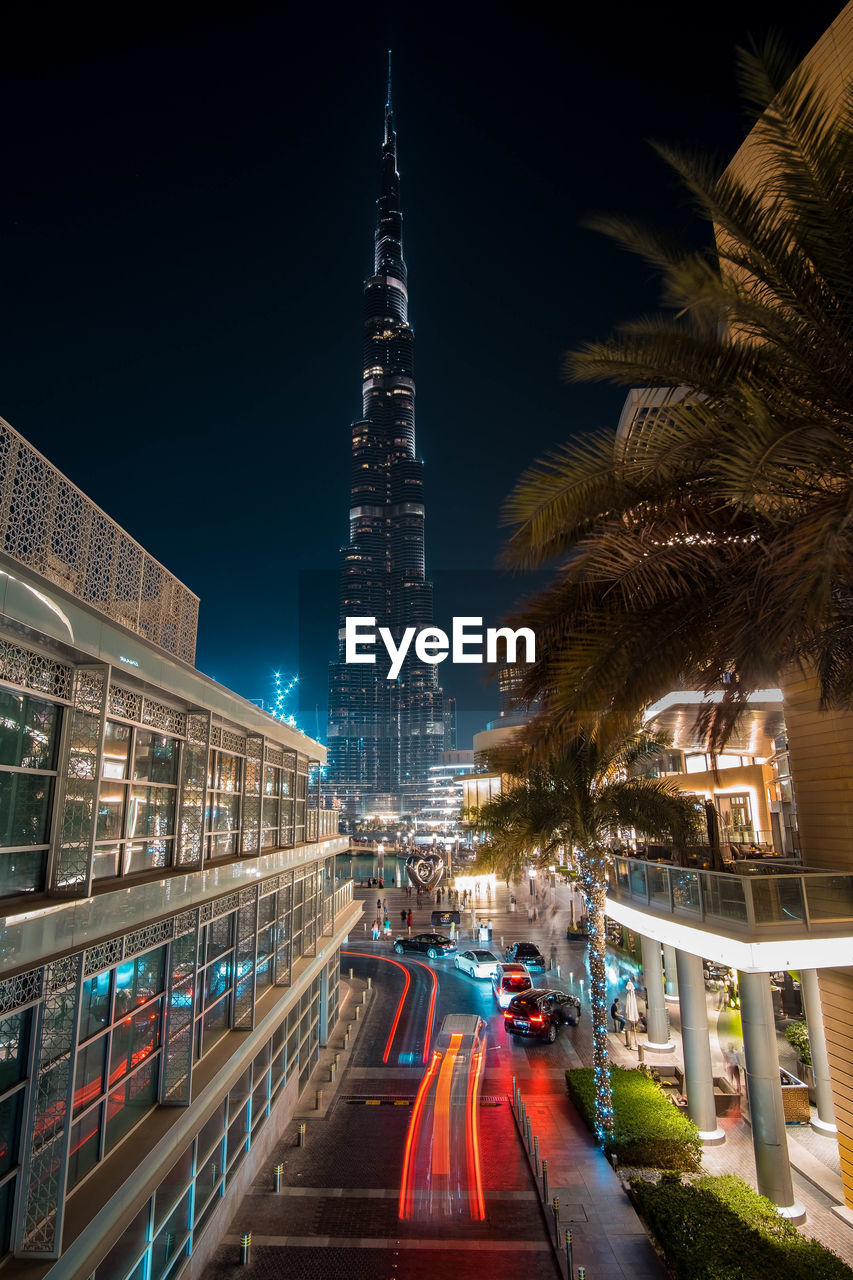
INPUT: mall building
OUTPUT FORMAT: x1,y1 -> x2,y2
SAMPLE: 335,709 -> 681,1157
0,415 -> 354,1278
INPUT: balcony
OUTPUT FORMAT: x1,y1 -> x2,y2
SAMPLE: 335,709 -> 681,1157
606,856 -> 853,972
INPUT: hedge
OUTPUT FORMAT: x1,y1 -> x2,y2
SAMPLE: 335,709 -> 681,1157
632,1173 -> 853,1279
566,1065 -> 702,1171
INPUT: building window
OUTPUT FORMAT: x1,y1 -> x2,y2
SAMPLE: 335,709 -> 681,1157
0,1007 -> 31,1258
69,947 -> 166,1190
93,726 -> 179,881
206,751 -> 243,860
0,689 -> 61,897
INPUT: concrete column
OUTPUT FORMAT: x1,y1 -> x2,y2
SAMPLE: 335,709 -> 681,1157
663,943 -> 679,998
319,966 -> 329,1047
738,970 -> 805,1222
674,949 -> 724,1143
800,968 -> 837,1137
640,935 -> 674,1052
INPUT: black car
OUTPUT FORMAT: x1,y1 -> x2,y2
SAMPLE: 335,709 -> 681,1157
394,933 -> 457,959
504,941 -> 547,972
503,989 -> 582,1041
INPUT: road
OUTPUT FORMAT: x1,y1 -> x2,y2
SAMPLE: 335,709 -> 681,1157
204,920 -> 582,1278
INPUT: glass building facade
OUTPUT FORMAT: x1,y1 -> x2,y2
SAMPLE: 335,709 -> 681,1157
327,61 -> 444,815
0,414 -> 356,1277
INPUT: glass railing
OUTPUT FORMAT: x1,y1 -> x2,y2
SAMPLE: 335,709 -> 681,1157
608,855 -> 853,935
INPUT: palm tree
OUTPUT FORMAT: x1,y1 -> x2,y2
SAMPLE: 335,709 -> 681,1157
473,720 -> 702,1140
502,42 -> 853,751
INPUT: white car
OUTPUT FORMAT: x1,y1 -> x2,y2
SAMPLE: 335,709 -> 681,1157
455,948 -> 501,979
491,962 -> 534,1008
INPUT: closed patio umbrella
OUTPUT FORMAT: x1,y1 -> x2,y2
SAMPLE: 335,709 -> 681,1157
625,979 -> 640,1046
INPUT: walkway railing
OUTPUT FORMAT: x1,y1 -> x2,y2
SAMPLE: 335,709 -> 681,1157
609,855 -> 853,937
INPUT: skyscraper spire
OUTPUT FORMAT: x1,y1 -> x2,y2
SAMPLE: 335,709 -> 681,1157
328,54 -> 444,817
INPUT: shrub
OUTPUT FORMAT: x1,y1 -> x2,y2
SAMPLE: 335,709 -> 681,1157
566,1065 -> 701,1171
631,1174 -> 853,1279
785,1020 -> 812,1066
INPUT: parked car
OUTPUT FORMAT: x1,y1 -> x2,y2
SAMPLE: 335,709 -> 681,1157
455,949 -> 501,979
504,942 -> 547,972
491,963 -> 534,1008
503,989 -> 582,1042
393,933 -> 457,959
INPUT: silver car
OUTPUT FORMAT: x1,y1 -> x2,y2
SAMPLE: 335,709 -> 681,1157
455,948 -> 501,979
491,962 -> 534,1008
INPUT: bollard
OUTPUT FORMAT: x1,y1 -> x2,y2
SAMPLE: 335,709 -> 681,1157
534,1134 -> 540,1176
552,1197 -> 560,1245
297,1122 -> 306,1147
239,1232 -> 251,1266
349,967 -> 354,980
542,1158 -> 549,1204
329,1062 -> 336,1083
525,1114 -> 532,1153
344,1030 -> 350,1049
500,935 -> 504,949
556,963 -> 561,980
566,1228 -> 574,1278
367,976 -> 372,990
274,1162 -> 284,1192
638,1043 -> 645,1065
335,1052 -> 341,1068
315,1089 -> 323,1110
356,1003 -> 361,1020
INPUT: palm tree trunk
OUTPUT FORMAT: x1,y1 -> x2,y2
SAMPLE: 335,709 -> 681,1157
581,858 -> 614,1140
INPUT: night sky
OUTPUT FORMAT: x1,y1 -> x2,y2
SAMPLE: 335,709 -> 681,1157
1,0 -> 844,745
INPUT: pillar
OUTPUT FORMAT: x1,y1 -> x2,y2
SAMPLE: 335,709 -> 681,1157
674,949 -> 724,1143
800,968 -> 837,1137
319,966 -> 329,1047
738,970 -> 805,1222
663,943 -> 679,998
640,935 -> 674,1051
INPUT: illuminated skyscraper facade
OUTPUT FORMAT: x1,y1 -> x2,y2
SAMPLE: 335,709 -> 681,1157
328,61 -> 444,814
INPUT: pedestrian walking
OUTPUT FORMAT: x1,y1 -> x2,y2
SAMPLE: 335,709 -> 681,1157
406,908 -> 412,930
400,909 -> 407,927
383,917 -> 392,940
371,919 -> 380,941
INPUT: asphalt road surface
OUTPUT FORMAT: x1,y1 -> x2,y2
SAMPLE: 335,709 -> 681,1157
204,930 -> 579,1279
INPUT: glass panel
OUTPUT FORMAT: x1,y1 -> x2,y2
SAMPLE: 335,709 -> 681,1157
0,1090 -> 24,1176
105,1058 -> 158,1151
205,958 -> 232,1005
0,1009 -> 30,1091
0,691 -> 58,770
209,831 -> 237,858
133,732 -> 178,785
109,1000 -> 162,1081
701,873 -> 748,924
102,721 -> 131,780
209,794 -> 239,833
671,870 -> 701,913
628,862 -> 647,897
154,1145 -> 193,1230
96,783 -> 126,840
751,877 -> 805,925
67,1105 -> 101,1188
0,773 -> 53,846
92,843 -> 121,880
127,787 -> 175,841
93,1203 -> 148,1280
805,875 -> 853,922
647,865 -> 670,908
263,767 -> 279,797
125,839 -> 171,875
615,859 -> 629,892
262,797 -> 278,827
212,753 -> 241,793
80,972 -> 112,1042
0,1176 -> 14,1258
202,998 -> 228,1044
74,1036 -> 107,1116
114,948 -> 167,1013
196,1100 -> 225,1163
205,916 -> 233,964
151,1189 -> 190,1280
0,848 -> 45,896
